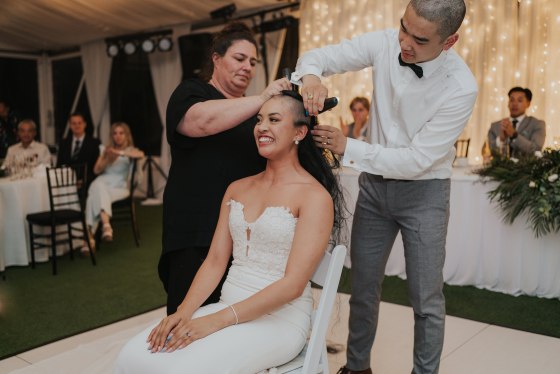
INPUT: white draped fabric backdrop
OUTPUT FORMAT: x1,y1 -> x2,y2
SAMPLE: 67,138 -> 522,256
299,0 -> 560,162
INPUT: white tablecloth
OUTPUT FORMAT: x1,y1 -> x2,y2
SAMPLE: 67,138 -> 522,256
338,167 -> 560,299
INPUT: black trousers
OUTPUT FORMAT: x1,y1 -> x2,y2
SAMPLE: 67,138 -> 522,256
158,247 -> 230,315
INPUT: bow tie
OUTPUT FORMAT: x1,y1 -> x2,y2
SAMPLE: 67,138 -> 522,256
398,54 -> 423,78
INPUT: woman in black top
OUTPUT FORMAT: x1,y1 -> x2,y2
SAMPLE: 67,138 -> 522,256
160,22 -> 291,314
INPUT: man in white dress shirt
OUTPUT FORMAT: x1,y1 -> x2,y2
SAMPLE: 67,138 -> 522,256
293,1 -> 477,373
2,119 -> 51,169
487,86 -> 546,158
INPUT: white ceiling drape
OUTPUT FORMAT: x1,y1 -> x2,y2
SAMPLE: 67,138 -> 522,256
299,0 -> 560,162
147,25 -> 189,199
81,40 -> 112,144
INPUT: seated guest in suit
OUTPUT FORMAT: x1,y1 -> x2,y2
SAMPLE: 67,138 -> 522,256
488,87 -> 546,157
2,119 -> 51,169
56,112 -> 101,190
85,122 -> 144,244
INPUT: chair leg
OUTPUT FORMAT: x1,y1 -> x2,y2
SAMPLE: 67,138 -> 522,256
28,222 -> 36,269
130,202 -> 140,247
67,223 -> 74,261
82,219 -> 96,266
94,224 -> 102,251
50,223 -> 57,275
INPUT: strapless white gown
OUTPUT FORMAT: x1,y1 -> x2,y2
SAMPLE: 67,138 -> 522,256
114,199 -> 312,374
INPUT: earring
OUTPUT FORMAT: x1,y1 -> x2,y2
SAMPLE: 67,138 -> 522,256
294,139 -> 299,145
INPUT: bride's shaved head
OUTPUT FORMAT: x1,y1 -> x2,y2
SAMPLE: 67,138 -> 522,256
274,92 -> 310,128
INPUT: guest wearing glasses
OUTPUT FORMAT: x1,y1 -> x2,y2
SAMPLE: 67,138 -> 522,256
487,86 -> 546,158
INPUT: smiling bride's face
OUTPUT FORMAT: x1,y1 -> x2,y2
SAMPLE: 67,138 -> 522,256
254,96 -> 307,159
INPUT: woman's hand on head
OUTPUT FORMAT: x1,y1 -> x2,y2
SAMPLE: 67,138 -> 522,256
260,78 -> 292,102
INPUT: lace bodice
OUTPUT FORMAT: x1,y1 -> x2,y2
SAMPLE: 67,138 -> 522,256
228,199 -> 297,279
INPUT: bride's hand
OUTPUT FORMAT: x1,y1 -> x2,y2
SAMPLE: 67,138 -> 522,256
146,313 -> 184,353
163,313 -> 229,353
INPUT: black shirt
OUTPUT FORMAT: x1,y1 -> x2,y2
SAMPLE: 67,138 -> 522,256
162,78 -> 266,253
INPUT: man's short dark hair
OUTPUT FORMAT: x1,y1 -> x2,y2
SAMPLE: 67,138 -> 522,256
409,0 -> 466,40
508,87 -> 532,102
69,112 -> 87,122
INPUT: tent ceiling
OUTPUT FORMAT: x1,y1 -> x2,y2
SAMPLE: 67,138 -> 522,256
0,0 -> 286,53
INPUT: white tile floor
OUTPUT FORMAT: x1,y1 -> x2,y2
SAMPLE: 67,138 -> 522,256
2,292 -> 559,373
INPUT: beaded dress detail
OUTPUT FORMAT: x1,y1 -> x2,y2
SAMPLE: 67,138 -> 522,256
227,199 -> 297,279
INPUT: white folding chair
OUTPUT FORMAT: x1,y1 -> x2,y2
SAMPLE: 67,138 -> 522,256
273,244 -> 347,374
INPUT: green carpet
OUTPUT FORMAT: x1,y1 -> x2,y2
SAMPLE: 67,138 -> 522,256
0,204 -> 166,360
1,204 -> 559,360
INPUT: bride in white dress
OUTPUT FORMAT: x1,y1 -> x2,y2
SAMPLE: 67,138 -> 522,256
114,92 -> 344,373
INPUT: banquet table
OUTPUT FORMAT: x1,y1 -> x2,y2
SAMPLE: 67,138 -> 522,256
0,171 -> 66,271
338,166 -> 560,299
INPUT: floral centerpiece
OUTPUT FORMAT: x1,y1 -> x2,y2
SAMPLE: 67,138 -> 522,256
474,148 -> 560,237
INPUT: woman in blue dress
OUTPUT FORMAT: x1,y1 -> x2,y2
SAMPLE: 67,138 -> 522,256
85,122 -> 144,244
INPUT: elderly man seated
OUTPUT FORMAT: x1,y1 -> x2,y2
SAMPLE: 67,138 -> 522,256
2,119 -> 51,168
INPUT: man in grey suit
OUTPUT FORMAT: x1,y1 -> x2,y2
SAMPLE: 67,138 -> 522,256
488,87 -> 546,157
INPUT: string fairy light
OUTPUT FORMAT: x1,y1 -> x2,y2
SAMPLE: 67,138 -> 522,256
299,0 -> 560,150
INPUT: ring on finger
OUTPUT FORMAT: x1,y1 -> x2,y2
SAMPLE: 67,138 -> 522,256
307,93 -> 313,100
184,331 -> 191,338
327,138 -> 330,145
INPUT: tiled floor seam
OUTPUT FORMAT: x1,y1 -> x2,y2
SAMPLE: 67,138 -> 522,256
441,323 -> 491,360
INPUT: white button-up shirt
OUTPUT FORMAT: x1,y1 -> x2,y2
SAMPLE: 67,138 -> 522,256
2,140 -> 52,168
293,29 -> 478,180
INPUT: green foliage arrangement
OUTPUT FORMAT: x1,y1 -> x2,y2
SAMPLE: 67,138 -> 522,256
474,148 -> 560,237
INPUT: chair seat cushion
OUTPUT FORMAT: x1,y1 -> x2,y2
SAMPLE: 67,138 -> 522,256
27,209 -> 83,225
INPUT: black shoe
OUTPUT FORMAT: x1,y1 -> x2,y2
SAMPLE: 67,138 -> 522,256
337,366 -> 373,374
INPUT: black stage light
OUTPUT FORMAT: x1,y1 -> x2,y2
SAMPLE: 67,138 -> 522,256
157,36 -> 173,52
210,3 -> 236,19
254,16 -> 297,33
141,38 -> 156,53
123,41 -> 137,55
106,42 -> 120,57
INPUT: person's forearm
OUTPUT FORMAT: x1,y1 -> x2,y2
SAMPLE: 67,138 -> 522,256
217,276 -> 307,327
93,156 -> 107,175
176,254 -> 229,318
178,95 -> 265,138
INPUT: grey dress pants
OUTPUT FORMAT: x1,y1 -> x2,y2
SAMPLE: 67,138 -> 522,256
346,173 -> 450,374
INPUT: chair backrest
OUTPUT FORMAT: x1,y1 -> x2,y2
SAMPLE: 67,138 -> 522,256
127,158 -> 139,197
46,165 -> 84,213
302,244 -> 347,373
455,139 -> 470,158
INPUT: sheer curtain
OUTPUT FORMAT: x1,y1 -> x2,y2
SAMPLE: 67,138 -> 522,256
299,0 -> 560,161
245,29 -> 288,97
81,40 -> 112,144
148,25 -> 189,199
